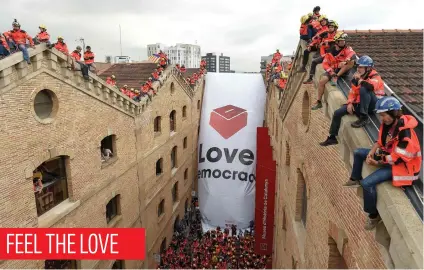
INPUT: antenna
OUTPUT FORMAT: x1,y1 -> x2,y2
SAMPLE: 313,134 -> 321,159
119,25 -> 123,56
76,38 -> 86,52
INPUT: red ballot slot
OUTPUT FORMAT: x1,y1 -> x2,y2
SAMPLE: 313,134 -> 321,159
0,228 -> 145,260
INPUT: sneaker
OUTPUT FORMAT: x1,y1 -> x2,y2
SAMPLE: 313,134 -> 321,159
298,67 -> 307,73
319,136 -> 338,146
311,101 -> 323,110
27,61 -> 32,65
364,216 -> 382,231
303,78 -> 313,84
342,179 -> 360,188
351,118 -> 370,128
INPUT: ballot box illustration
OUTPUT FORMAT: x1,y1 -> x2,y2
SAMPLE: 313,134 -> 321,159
209,105 -> 248,139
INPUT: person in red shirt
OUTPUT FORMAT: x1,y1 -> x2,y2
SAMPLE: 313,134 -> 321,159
120,85 -> 129,96
4,19 -> 34,64
34,25 -> 51,47
53,36 -> 69,55
70,46 -> 89,80
180,65 -> 186,73
151,69 -> 159,81
84,46 -> 96,73
0,34 -> 10,57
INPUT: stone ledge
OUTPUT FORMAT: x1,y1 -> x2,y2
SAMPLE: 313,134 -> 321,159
37,199 -> 80,228
312,62 -> 423,269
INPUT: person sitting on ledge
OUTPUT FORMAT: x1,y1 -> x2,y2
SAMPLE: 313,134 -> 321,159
4,19 -> 35,64
0,34 -> 11,58
344,97 -> 421,230
319,55 -> 385,146
33,25 -> 51,47
180,65 -> 186,73
53,36 -> 69,55
311,31 -> 356,110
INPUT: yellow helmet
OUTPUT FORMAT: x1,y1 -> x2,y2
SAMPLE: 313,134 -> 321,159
281,72 -> 288,79
57,36 -> 64,40
318,15 -> 328,22
39,24 -> 47,29
111,75 -> 116,79
307,12 -> 313,17
300,15 -> 309,24
328,20 -> 339,28
334,31 -> 348,42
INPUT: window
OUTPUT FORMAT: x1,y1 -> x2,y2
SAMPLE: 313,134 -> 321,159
197,100 -> 201,110
302,91 -> 310,127
292,257 -> 297,269
184,169 -> 188,181
171,146 -> 177,169
45,260 -> 77,269
101,135 -> 116,163
156,158 -> 163,175
106,195 -> 120,224
33,156 -> 69,217
112,260 -> 124,269
160,238 -> 167,253
173,216 -> 180,233
172,182 -> 179,203
158,199 -> 165,217
170,82 -> 175,94
185,198 -> 189,213
34,89 -> 57,120
328,236 -> 348,269
285,141 -> 291,166
295,169 -> 307,226
282,206 -> 287,230
182,106 -> 187,118
170,110 -> 176,132
183,137 -> 187,149
154,116 -> 162,133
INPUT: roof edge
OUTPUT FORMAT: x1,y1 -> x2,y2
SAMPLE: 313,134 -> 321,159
343,29 -> 424,33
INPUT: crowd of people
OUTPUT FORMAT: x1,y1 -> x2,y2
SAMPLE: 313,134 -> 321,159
264,49 -> 291,92
265,6 -> 422,231
177,58 -> 207,88
159,197 -> 271,269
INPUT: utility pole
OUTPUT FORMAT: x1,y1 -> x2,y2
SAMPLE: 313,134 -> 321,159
119,25 -> 123,56
76,38 -> 86,52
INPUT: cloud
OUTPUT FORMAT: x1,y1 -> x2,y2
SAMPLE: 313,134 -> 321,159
0,0 -> 422,72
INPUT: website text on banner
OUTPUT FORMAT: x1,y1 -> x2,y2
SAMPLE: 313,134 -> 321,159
198,73 -> 266,231
0,228 -> 145,260
254,127 -> 276,256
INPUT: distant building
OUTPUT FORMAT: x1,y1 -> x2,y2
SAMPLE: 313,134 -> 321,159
147,43 -> 201,68
219,53 -> 231,73
202,53 -> 231,73
260,55 -> 273,73
202,53 -> 217,72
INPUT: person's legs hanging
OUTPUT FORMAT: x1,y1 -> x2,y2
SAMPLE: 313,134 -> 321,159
18,44 -> 31,64
351,87 -> 378,128
304,56 -> 323,84
343,148 -> 370,187
320,104 -> 349,146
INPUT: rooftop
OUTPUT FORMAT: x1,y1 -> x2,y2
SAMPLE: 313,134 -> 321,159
99,63 -> 157,89
345,29 -> 423,118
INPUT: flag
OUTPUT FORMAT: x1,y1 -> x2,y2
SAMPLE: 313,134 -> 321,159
148,54 -> 160,63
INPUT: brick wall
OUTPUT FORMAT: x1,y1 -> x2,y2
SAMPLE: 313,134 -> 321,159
266,82 -> 386,268
0,52 -> 203,269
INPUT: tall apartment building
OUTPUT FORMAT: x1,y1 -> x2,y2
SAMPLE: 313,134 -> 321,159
201,53 -> 231,73
147,43 -> 201,68
0,43 -> 205,269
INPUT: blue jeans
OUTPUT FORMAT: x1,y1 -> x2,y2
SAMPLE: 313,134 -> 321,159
0,44 -> 10,56
18,44 -> 30,62
351,148 -> 393,216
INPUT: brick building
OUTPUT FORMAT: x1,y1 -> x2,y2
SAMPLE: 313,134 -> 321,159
0,43 -> 204,269
266,30 -> 423,269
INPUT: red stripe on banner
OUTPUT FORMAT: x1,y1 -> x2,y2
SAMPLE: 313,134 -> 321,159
255,127 -> 276,258
0,228 -> 145,260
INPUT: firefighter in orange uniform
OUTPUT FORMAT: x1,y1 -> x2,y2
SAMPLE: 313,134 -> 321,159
53,36 -> 69,55
84,46 -> 96,72
180,65 -> 186,73
4,19 -> 35,64
34,25 -> 51,47
0,34 -> 10,57
345,96 -> 421,230
70,46 -> 89,80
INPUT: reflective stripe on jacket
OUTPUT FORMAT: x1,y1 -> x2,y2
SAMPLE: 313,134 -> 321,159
347,70 -> 385,104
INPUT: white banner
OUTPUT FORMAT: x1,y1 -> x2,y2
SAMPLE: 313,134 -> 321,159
197,73 -> 266,230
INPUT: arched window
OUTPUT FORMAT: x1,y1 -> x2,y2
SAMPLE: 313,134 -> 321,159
197,100 -> 201,111
172,181 -> 179,203
184,169 -> 188,180
170,82 -> 175,94
171,146 -> 178,169
154,116 -> 162,133
160,238 -> 167,253
295,169 -> 307,226
183,137 -> 188,149
156,158 -> 163,176
170,110 -> 176,132
158,199 -> 165,217
328,236 -> 348,268
33,156 -> 69,217
106,195 -> 121,224
173,216 -> 180,233
182,106 -> 187,118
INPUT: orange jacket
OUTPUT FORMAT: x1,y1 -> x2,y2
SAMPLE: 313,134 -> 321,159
120,88 -> 129,95
299,24 -> 308,35
0,36 -> 9,50
106,77 -> 116,86
322,46 -> 356,73
275,65 -> 282,73
318,32 -> 337,57
273,52 -> 282,62
84,51 -> 95,64
54,42 -> 68,54
379,115 -> 422,187
36,31 -> 50,42
347,70 -> 385,104
5,29 -> 34,46
310,26 -> 330,47
180,67 -> 186,73
310,20 -> 321,30
159,58 -> 166,65
152,71 -> 159,79
70,50 -> 81,61
287,63 -> 293,71
278,78 -> 287,89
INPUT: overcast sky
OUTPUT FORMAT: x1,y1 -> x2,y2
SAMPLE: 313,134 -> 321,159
1,0 -> 423,72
